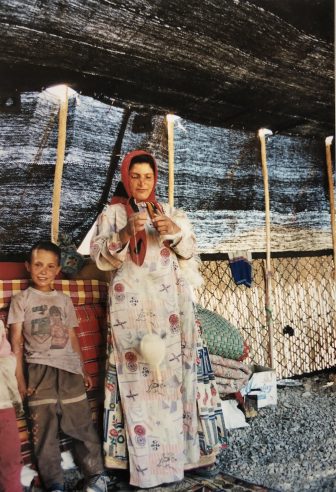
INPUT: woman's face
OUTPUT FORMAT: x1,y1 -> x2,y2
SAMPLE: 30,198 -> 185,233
128,162 -> 155,201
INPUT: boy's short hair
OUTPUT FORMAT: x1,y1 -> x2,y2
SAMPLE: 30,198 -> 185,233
28,240 -> 61,265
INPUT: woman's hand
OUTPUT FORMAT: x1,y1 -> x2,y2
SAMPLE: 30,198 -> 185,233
152,215 -> 181,236
120,211 -> 147,244
127,211 -> 148,235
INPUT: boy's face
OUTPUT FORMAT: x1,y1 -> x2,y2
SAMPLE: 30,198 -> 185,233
25,249 -> 61,292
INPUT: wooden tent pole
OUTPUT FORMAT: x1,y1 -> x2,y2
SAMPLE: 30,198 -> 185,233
258,128 -> 275,369
325,136 -> 336,278
166,114 -> 175,207
51,85 -> 69,244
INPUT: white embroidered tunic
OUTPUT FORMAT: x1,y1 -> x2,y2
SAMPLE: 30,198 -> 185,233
91,202 -> 201,488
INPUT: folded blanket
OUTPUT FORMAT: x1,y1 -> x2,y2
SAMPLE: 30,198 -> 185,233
216,378 -> 249,395
210,354 -> 251,396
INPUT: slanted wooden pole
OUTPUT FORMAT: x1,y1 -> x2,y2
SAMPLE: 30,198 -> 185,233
325,136 -> 336,278
51,85 -> 68,244
166,114 -> 175,207
258,128 -> 275,369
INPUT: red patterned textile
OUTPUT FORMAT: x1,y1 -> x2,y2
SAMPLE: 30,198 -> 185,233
238,340 -> 250,362
0,280 -> 30,309
0,408 -> 23,492
75,304 -> 107,390
0,279 -> 108,309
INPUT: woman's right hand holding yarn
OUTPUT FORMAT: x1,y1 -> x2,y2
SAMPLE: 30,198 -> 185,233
120,211 -> 147,244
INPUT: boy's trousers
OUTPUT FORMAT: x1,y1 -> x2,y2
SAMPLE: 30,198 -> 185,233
27,364 -> 104,490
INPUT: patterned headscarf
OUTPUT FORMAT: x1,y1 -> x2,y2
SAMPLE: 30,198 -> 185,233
111,150 -> 163,265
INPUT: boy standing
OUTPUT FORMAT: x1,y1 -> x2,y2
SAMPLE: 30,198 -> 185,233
8,240 -> 108,492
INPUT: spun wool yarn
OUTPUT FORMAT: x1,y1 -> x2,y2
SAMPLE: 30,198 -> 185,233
139,333 -> 165,367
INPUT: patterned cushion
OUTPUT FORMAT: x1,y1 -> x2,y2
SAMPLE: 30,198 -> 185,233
0,279 -> 108,309
75,304 -> 107,389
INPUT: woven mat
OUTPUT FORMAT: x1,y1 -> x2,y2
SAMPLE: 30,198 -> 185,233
27,468 -> 275,492
118,472 -> 275,492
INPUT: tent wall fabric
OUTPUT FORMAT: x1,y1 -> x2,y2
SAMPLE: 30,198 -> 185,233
0,92 -> 334,258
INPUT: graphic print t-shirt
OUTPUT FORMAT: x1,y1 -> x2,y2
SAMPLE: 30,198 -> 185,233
8,287 -> 81,374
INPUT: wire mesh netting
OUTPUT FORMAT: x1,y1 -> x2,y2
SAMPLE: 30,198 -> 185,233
197,254 -> 336,378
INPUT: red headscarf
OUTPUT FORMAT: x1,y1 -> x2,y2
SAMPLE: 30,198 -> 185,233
111,150 -> 163,265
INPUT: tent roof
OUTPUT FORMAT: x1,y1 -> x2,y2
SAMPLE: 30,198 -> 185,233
0,0 -> 334,137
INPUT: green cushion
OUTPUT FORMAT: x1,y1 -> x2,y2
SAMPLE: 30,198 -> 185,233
196,304 -> 244,360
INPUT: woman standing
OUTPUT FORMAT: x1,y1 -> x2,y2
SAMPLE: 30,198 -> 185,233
91,150 -> 224,488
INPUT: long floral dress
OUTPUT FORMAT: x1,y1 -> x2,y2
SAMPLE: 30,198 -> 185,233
91,202 -> 225,488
